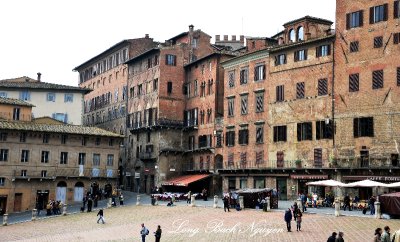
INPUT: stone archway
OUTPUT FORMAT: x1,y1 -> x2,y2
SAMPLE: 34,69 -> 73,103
74,182 -> 84,202
56,181 -> 67,203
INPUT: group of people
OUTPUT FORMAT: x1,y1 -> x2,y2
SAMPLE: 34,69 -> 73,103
284,202 -> 303,232
41,199 -> 63,216
327,232 -> 345,242
373,226 -> 393,242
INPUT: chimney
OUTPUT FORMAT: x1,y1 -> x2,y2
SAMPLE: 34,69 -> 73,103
189,24 -> 194,33
215,35 -> 220,42
37,72 -> 41,82
145,34 -> 149,38
232,35 -> 236,41
240,35 -> 244,43
224,35 -> 228,41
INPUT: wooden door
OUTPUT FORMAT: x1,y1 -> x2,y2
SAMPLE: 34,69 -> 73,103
14,193 -> 22,212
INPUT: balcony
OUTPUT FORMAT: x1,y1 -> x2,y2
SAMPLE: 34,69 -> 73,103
336,157 -> 396,169
139,152 -> 156,160
222,160 -> 330,170
130,118 -> 184,133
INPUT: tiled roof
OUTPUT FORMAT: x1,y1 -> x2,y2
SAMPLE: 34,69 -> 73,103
0,97 -> 35,107
0,121 -> 123,138
0,77 -> 91,93
283,15 -> 333,27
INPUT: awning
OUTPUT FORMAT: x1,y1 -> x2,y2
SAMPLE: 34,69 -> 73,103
343,176 -> 400,182
162,174 -> 210,186
291,174 -> 328,180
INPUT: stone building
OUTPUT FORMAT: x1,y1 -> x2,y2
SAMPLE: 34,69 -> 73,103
125,25 -> 214,193
0,99 -> 122,214
333,0 -> 400,195
0,74 -> 89,125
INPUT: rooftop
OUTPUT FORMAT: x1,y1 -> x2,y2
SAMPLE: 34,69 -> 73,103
269,34 -> 335,53
0,97 -> 35,107
283,15 -> 333,27
0,77 -> 91,93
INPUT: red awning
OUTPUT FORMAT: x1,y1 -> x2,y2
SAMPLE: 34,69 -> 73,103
291,175 -> 328,180
162,174 -> 210,186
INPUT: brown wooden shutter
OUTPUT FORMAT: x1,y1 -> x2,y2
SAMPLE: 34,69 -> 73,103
297,123 -> 301,141
327,45 -> 331,55
262,65 -> 266,79
383,3 -> 388,21
359,10 -> 364,27
353,119 -> 359,138
369,7 -> 374,24
304,49 -> 308,59
254,67 -> 258,81
395,1 -> 399,18
346,13 -> 350,29
316,47 -> 320,57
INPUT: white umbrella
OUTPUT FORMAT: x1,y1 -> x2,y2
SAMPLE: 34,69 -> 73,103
343,179 -> 388,188
386,182 -> 400,188
306,179 -> 345,187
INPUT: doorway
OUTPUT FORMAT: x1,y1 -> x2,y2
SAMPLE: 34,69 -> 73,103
56,181 -> 67,203
14,193 -> 22,212
36,191 -> 49,210
0,196 -> 7,215
276,178 -> 288,200
74,182 -> 84,202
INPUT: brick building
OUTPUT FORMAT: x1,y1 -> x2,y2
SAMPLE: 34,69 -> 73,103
333,0 -> 400,195
0,100 -> 122,214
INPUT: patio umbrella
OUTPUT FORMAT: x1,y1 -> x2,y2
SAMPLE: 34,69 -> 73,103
386,182 -> 400,188
343,179 -> 388,188
306,179 -> 345,187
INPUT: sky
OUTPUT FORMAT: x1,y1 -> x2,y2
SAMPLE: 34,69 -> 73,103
0,0 -> 336,86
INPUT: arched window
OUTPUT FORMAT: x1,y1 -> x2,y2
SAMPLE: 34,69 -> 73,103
289,29 -> 295,42
297,26 -> 304,41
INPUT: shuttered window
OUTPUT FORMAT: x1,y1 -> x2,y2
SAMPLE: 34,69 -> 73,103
277,151 -> 284,168
349,73 -> 359,92
256,151 -> 264,164
240,68 -> 248,85
228,98 -> 235,117
255,93 -> 264,112
395,1 -> 400,18
346,10 -> 363,29
165,54 -> 176,66
297,122 -> 312,141
225,131 -> 235,147
354,117 -> 374,137
394,33 -> 400,45
316,45 -> 331,57
254,65 -> 266,81
256,126 -> 264,144
372,70 -> 384,89
350,41 -> 359,52
374,36 -> 383,48
276,85 -> 284,102
228,153 -> 234,167
228,71 -> 235,88
316,120 -> 333,140
318,78 -> 328,96
241,95 -> 248,115
397,67 -> 400,86
274,54 -> 286,66
296,82 -> 305,99
240,152 -> 247,168
314,148 -> 323,168
273,126 -> 287,142
294,49 -> 307,61
238,129 -> 249,145
369,4 -> 388,24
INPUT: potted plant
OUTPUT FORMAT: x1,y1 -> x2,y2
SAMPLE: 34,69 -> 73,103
295,159 -> 302,168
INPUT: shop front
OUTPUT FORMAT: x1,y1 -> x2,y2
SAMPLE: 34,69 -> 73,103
342,175 -> 396,199
291,174 -> 329,198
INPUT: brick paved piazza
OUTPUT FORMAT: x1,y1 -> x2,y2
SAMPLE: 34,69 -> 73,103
2,205 -> 400,242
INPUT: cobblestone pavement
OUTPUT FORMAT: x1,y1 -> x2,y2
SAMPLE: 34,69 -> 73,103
1,203 -> 400,242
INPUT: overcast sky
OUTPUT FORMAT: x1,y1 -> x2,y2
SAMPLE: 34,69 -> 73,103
0,0 -> 336,86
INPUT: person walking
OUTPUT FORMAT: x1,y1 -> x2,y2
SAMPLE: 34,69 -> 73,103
187,191 -> 191,204
223,195 -> 230,212
296,210 -> 302,231
381,226 -> 391,242
300,193 -> 307,212
97,209 -> 105,224
119,193 -> 124,206
154,225 -> 162,242
373,227 -> 382,242
87,197 -> 93,212
140,223 -> 149,242
284,208 -> 293,232
327,232 -> 337,242
335,231 -> 344,242
292,202 -> 298,221
369,196 -> 376,215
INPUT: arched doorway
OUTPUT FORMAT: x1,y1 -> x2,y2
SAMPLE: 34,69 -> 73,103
56,181 -> 67,203
74,182 -> 84,202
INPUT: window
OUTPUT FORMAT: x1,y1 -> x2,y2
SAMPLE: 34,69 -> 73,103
346,10 -> 363,29
41,170 -> 47,178
314,148 -> 323,168
93,154 -> 100,166
153,78 -> 158,91
228,98 -> 235,117
256,126 -> 264,144
256,151 -> 264,165
107,154 -> 114,166
192,38 -> 198,48
227,153 -> 234,167
165,54 -> 176,66
228,71 -> 235,88
240,68 -> 248,85
61,135 -> 67,144
216,132 -> 222,148
297,122 -> 312,141
41,151 -> 49,163
372,70 -> 384,89
13,108 -> 20,120
294,49 -> 307,61
0,132 -> 7,141
19,150 -> 29,163
0,92 -> 7,98
240,95 -> 248,115
275,54 -> 286,66
60,152 -> 68,164
316,120 -> 333,140
208,79 -> 213,95
297,27 -> 304,41
350,41 -> 359,52
349,73 -> 360,92
52,113 -> 68,123
395,1 -> 400,18
20,132 -> 27,142
82,137 -> 88,146
289,29 -> 295,42
296,82 -> 305,99
369,4 -> 388,24
77,153 -> 85,165
318,79 -> 328,96
95,137 -> 101,145
354,117 -> 374,137
225,130 -> 235,147
0,177 -> 4,186
254,65 -> 266,81
47,93 -> 56,102
374,36 -> 383,48
255,92 -> 264,112
240,153 -> 247,168
167,81 -> 172,94
21,170 -> 27,177
276,85 -> 284,102
19,90 -> 30,101
43,133 -> 50,143
273,126 -> 287,142
316,45 -> 331,57
276,151 -> 284,168
397,67 -> 400,86
193,80 -> 198,96
200,110 -> 205,125
108,138 -> 114,146
394,33 -> 400,45
0,149 -> 8,161
238,129 -> 249,145
188,136 -> 195,150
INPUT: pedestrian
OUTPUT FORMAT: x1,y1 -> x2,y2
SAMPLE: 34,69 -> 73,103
369,196 -> 376,215
292,202 -> 298,221
187,191 -> 191,204
87,197 -> 93,212
296,210 -> 302,231
335,231 -> 344,242
154,225 -> 162,242
94,195 -> 98,208
300,193 -> 307,212
202,188 -> 208,201
140,223 -> 149,242
97,209 -> 105,224
343,194 -> 351,211
119,193 -> 124,206
392,229 -> 400,242
381,226 -> 391,242
82,195 -> 87,211
327,232 -> 337,242
284,208 -> 292,232
223,195 -> 230,212
373,227 -> 382,242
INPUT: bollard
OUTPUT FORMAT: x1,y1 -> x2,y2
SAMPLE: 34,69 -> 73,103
62,204 -> 67,216
375,201 -> 382,219
2,214 -> 8,226
213,195 -> 218,208
32,209 -> 37,221
190,195 -> 196,207
107,198 -> 112,208
239,196 -> 244,210
334,199 -> 341,217
266,197 -> 270,212
136,194 -> 141,206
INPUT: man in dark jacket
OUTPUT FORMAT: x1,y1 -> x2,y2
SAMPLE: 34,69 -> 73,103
335,231 -> 344,242
284,208 -> 293,232
327,232 -> 337,242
